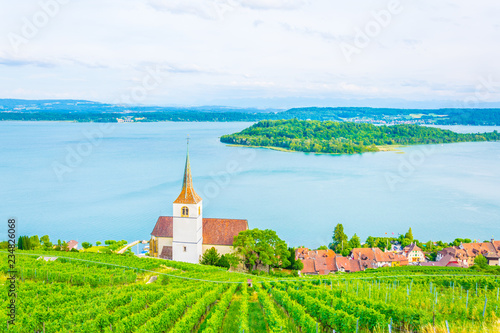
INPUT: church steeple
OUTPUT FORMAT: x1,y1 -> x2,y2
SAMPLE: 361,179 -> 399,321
174,138 -> 202,204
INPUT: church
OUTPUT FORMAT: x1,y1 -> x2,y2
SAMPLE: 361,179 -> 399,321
149,144 -> 248,264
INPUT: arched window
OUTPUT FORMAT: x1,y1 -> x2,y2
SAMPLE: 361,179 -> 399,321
181,206 -> 189,217
198,207 -> 201,215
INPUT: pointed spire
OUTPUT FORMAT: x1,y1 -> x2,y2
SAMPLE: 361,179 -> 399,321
174,137 -> 202,204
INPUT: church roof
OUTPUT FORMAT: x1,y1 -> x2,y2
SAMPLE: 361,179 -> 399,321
174,150 -> 202,204
151,216 -> 248,246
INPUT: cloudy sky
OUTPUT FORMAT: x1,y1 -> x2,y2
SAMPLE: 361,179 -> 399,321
0,0 -> 499,108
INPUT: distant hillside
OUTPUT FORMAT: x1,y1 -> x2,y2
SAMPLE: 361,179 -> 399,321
220,119 -> 500,154
1,99 -> 500,125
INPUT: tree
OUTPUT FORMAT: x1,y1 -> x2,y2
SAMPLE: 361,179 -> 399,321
365,236 -> 378,248
401,238 -> 412,247
30,235 -> 40,249
223,253 -> 240,269
348,234 -> 361,249
316,245 -> 328,250
233,229 -> 290,271
474,254 -> 488,268
405,228 -> 414,242
284,247 -> 304,271
376,239 -> 388,251
40,235 -> 50,245
216,254 -> 231,269
17,236 -> 32,250
96,241 -> 102,246
81,242 -> 92,250
200,247 -> 221,266
330,223 -> 348,252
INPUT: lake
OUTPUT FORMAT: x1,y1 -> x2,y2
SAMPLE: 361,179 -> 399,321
0,121 -> 499,248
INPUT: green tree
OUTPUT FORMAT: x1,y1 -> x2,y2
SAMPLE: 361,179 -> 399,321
330,223 -> 348,252
40,235 -> 50,245
17,236 -> 32,250
81,242 -> 92,249
348,234 -> 361,249
200,247 -> 221,266
223,253 -> 240,269
474,254 -> 488,268
405,228 -> 414,242
233,229 -> 290,271
284,247 -> 304,271
316,245 -> 328,250
401,238 -> 412,247
216,254 -> 231,269
96,241 -> 102,246
30,235 -> 41,249
365,236 -> 378,248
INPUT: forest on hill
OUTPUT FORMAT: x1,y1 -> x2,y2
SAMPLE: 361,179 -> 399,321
220,119 -> 500,154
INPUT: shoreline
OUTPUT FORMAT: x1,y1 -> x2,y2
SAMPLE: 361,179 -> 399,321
226,143 -> 406,155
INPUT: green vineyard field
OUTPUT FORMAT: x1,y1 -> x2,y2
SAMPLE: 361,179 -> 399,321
1,251 -> 499,332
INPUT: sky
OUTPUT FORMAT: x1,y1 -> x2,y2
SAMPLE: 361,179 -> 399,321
0,0 -> 499,108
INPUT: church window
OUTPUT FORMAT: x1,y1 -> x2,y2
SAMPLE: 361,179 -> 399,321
183,246 -> 187,252
181,206 -> 189,217
198,207 -> 201,215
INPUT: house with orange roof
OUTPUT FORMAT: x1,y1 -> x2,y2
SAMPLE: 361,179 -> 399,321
149,143 -> 248,264
403,243 -> 425,263
350,247 -> 408,267
433,239 -> 500,267
295,248 -> 382,274
295,248 -> 337,275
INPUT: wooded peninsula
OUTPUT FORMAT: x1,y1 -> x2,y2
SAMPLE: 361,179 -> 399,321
220,119 -> 500,154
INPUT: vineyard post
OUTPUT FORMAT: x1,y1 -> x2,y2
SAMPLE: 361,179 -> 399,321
476,282 -> 478,297
356,318 -> 359,333
445,320 -> 450,333
482,296 -> 487,318
43,322 -> 45,333
466,290 -> 469,311
388,323 -> 392,333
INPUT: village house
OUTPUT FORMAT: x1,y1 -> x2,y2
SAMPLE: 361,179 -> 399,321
295,247 -> 400,275
350,247 -> 408,268
149,144 -> 248,264
430,239 -> 500,267
403,243 -> 426,263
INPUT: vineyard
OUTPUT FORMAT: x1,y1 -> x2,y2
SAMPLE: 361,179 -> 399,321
1,251 -> 500,332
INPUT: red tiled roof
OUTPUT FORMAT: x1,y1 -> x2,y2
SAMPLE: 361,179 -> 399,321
151,216 -> 248,246
151,216 -> 173,237
67,240 -> 78,250
203,218 -> 248,246
404,243 -> 423,253
302,259 -> 316,274
334,256 -> 351,271
325,257 -> 336,271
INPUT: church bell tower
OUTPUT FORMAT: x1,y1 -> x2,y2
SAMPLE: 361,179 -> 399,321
172,139 -> 203,264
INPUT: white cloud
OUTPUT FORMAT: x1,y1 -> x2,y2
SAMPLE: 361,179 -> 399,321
0,0 -> 499,107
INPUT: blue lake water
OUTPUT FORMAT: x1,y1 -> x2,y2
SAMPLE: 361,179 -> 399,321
0,121 -> 499,248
